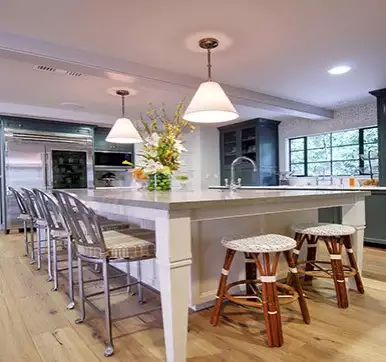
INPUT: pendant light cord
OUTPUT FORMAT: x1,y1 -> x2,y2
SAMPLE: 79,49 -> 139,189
121,94 -> 125,117
207,49 -> 212,81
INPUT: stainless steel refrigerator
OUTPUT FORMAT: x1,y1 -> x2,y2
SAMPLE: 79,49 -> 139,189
1,127 -> 94,232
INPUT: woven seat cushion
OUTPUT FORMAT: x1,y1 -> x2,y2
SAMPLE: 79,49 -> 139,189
51,229 -> 69,239
98,217 -> 133,232
222,234 -> 296,253
292,223 -> 355,237
18,213 -> 31,221
35,219 -> 48,228
77,228 -> 155,260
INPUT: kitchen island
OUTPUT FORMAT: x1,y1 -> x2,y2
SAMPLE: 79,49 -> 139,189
210,185 -> 386,246
70,188 -> 369,362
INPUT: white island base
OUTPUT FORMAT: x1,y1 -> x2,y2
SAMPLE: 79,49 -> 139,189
73,188 -> 368,362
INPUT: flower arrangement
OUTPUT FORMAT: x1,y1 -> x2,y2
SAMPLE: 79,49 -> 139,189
135,100 -> 194,190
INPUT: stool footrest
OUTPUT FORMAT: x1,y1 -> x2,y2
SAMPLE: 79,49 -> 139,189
224,279 -> 298,308
296,260 -> 357,279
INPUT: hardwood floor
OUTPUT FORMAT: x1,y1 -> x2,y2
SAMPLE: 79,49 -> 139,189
1,232 -> 386,361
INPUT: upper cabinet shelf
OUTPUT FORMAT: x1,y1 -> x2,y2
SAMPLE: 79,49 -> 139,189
219,118 -> 280,186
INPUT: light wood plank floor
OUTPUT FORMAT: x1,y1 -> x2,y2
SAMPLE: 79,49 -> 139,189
1,232 -> 386,361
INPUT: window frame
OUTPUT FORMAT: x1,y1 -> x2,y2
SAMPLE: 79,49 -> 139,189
289,126 -> 378,177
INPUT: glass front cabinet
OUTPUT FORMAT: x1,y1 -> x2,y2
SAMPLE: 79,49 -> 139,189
219,119 -> 280,186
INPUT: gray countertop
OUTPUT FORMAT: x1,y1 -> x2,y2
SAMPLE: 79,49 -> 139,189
70,188 -> 369,211
209,185 -> 386,191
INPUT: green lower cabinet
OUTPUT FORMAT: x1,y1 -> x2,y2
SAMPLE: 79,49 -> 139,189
364,191 -> 386,245
318,207 -> 342,224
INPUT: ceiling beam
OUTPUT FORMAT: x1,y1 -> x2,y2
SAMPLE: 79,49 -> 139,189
0,101 -> 115,126
0,31 -> 333,119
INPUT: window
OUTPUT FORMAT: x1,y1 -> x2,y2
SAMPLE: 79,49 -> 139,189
289,127 -> 378,176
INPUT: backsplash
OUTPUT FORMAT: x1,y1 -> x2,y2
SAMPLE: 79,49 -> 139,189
288,175 -> 374,187
94,169 -> 132,188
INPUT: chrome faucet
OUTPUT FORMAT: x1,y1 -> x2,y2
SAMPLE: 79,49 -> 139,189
229,156 -> 257,191
316,175 -> 333,186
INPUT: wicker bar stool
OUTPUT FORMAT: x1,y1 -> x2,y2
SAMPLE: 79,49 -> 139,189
291,223 -> 365,308
53,190 -> 159,357
211,234 -> 310,347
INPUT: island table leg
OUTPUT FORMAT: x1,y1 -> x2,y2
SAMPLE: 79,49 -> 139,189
156,211 -> 192,362
341,198 -> 366,291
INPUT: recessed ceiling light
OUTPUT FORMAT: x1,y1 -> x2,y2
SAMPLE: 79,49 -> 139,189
328,65 -> 352,75
105,71 -> 135,83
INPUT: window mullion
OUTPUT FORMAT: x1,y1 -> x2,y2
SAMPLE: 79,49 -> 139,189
304,136 -> 308,176
359,128 -> 364,174
330,133 -> 333,176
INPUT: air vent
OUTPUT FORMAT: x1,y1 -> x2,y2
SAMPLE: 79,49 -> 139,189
65,70 -> 83,77
33,65 -> 84,77
33,65 -> 57,72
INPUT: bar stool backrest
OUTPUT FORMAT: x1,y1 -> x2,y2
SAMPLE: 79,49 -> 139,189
21,187 -> 44,221
52,190 -> 107,254
8,187 -> 29,217
33,189 -> 68,232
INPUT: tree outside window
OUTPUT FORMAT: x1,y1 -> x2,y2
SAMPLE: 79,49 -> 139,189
289,127 -> 378,176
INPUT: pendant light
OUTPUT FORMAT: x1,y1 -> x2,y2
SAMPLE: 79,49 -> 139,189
183,38 -> 239,124
105,90 -> 142,143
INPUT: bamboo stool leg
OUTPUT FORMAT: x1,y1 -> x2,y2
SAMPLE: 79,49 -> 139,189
304,235 -> 317,282
253,252 -> 283,347
210,249 -> 236,326
245,252 -> 257,297
343,235 -> 365,294
286,233 -> 305,285
283,250 -> 310,324
329,237 -> 349,308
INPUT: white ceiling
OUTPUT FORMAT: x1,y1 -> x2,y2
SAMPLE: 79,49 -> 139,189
0,57 -> 293,125
0,0 -> 385,123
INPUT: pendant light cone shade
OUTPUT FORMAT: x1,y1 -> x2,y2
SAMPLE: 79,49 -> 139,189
106,89 -> 142,144
183,81 -> 239,123
105,117 -> 143,143
183,37 -> 239,123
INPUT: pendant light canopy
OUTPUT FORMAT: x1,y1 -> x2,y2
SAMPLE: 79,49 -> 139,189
184,38 -> 239,124
106,90 -> 142,144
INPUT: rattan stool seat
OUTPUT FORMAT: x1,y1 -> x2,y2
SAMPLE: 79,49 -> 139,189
221,234 -> 296,253
292,223 -> 355,237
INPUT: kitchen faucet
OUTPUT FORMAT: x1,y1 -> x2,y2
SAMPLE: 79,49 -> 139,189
316,166 -> 333,186
316,175 -> 333,186
228,156 -> 257,191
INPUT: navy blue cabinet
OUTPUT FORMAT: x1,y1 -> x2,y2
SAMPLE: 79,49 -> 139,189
219,119 -> 280,186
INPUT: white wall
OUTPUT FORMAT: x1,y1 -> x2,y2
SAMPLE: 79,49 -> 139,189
198,125 -> 221,188
134,124 -> 221,189
278,102 -> 377,171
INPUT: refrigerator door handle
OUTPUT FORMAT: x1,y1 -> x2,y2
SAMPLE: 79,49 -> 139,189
41,152 -> 47,189
46,152 -> 53,189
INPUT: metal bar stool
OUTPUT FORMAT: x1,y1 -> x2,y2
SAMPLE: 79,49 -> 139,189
8,187 -> 32,256
291,223 -> 365,308
211,234 -> 310,347
33,189 -> 75,306
21,187 -> 48,269
53,190 -> 160,357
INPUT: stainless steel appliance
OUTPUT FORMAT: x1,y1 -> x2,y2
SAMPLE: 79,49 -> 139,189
94,151 -> 133,188
95,151 -> 133,167
1,128 -> 93,232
